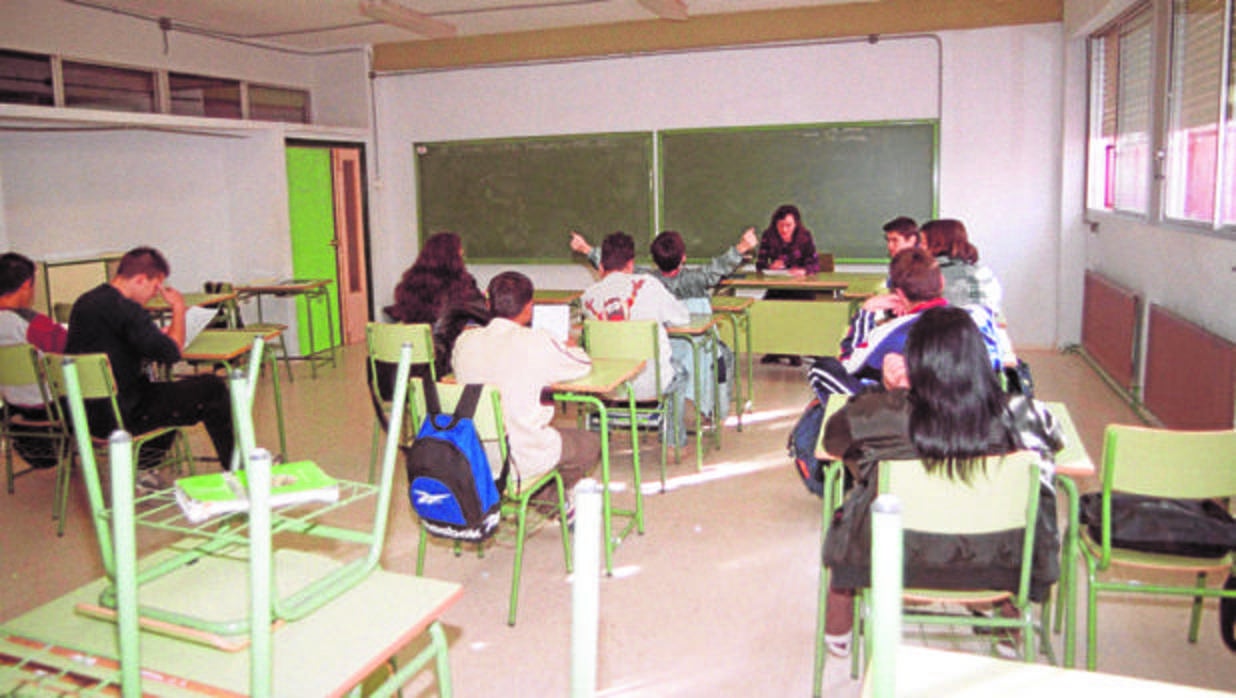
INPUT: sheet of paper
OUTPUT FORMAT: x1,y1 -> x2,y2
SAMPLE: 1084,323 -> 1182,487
532,304 -> 571,343
183,306 -> 218,348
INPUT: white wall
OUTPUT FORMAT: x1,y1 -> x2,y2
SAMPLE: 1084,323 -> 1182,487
371,24 -> 1065,348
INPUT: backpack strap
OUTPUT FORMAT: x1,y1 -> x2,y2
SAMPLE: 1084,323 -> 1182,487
454,383 -> 483,420
422,377 -> 444,416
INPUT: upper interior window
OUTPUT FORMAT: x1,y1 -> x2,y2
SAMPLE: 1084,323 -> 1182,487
0,49 -> 54,107
62,60 -> 155,113
248,85 -> 310,124
169,72 -> 242,119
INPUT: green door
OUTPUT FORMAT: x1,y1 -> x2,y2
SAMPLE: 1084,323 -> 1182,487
286,147 -> 341,355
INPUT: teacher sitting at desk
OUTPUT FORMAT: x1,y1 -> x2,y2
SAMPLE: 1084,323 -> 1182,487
756,203 -> 819,367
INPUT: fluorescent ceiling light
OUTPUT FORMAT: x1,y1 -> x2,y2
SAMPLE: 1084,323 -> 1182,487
637,0 -> 689,21
358,0 -> 457,39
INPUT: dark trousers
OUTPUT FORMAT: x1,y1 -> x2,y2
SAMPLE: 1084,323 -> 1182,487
87,375 -> 234,469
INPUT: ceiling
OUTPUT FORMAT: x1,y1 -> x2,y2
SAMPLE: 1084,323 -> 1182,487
70,0 -> 870,53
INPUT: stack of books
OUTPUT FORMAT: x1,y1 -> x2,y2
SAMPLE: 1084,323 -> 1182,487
173,461 -> 340,524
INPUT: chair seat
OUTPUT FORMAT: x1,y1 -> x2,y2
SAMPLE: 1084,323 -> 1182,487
903,589 -> 1015,605
1080,529 -> 1234,572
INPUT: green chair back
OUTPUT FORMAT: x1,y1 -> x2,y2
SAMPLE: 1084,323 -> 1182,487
582,319 -> 662,387
42,352 -> 124,426
0,343 -> 44,389
1101,424 -> 1236,500
0,343 -> 72,533
883,453 -> 1039,535
365,322 -> 436,481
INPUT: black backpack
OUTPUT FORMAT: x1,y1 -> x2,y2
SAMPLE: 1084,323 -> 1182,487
402,381 -> 508,541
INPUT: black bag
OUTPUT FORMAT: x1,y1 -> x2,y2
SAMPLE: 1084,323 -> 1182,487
1079,492 -> 1236,558
1221,573 -> 1236,652
1003,359 -> 1035,399
789,399 -> 826,496
402,381 -> 508,542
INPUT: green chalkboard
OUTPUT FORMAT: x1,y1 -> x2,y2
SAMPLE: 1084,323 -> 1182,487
415,133 -> 653,262
658,121 -> 938,262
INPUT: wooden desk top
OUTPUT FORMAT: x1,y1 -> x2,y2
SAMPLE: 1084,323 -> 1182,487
533,289 -> 583,305
710,295 -> 756,312
236,279 -> 331,295
667,314 -> 720,336
551,358 -> 646,395
3,551 -> 462,698
864,644 -> 1233,697
813,397 -> 1096,480
181,330 -> 261,363
719,272 -> 849,291
146,291 -> 237,312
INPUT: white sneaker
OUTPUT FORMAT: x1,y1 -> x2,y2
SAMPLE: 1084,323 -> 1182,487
825,632 -> 851,658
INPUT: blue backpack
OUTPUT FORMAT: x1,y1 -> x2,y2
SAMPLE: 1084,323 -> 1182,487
402,382 -> 507,541
789,399 -> 826,497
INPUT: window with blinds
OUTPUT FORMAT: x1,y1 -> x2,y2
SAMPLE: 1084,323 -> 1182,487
1164,0 -> 1224,223
1089,0 -> 1236,235
1089,4 -> 1154,214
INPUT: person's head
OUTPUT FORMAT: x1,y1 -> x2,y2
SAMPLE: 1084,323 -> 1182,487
414,232 -> 467,276
599,231 -> 636,273
887,247 -> 942,303
882,216 -> 919,258
0,252 -> 37,305
113,246 -> 171,304
920,218 -> 979,264
650,230 -> 686,273
904,305 -> 1011,482
767,204 -> 803,243
487,270 -> 534,324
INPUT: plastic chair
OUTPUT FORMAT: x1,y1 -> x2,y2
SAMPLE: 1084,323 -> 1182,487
47,343 -> 415,641
408,378 -> 572,626
42,351 -> 196,531
817,451 -> 1051,689
0,343 -> 72,533
1079,424 -> 1236,671
365,322 -> 436,482
581,319 -> 680,491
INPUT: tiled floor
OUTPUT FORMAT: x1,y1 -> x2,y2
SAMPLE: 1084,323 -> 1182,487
3,344 -> 1234,696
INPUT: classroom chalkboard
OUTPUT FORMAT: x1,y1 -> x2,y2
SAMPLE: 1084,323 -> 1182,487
415,133 -> 653,262
658,121 -> 938,261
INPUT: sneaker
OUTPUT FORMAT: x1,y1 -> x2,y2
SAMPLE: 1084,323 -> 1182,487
824,632 -> 851,658
995,637 -> 1019,660
135,469 -> 169,495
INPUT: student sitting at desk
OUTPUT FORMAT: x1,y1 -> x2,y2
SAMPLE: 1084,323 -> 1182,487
580,232 -> 690,441
820,306 -> 1061,658
836,216 -> 922,358
452,271 -> 599,510
756,203 -> 820,366
0,252 -> 68,469
66,247 -> 233,474
570,226 -> 758,422
921,218 -> 1004,317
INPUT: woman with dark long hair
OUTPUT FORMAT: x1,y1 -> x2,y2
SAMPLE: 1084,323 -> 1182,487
379,231 -> 487,389
755,204 -> 820,366
385,232 -> 483,326
820,306 -> 1061,657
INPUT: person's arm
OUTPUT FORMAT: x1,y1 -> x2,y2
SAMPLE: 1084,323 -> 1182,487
159,285 -> 187,349
24,311 -> 68,353
570,232 -> 602,270
755,230 -> 774,271
794,233 -> 820,276
543,333 -> 592,382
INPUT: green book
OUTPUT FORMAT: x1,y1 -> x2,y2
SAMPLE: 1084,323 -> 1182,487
173,460 -> 339,524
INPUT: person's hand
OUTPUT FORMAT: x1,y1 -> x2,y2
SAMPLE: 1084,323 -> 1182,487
569,231 -> 592,256
882,353 -> 909,390
861,292 -> 907,315
736,227 -> 758,255
768,259 -> 786,270
788,267 -> 807,277
160,285 -> 186,313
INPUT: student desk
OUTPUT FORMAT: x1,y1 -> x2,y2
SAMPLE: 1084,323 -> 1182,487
532,289 -> 583,305
551,357 -> 646,576
182,328 -> 289,461
1,555 -> 461,697
667,314 -> 723,468
709,295 -> 755,421
146,291 -> 240,314
861,644 -> 1233,698
813,396 -> 1096,668
717,272 -> 884,358
235,280 -> 336,378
